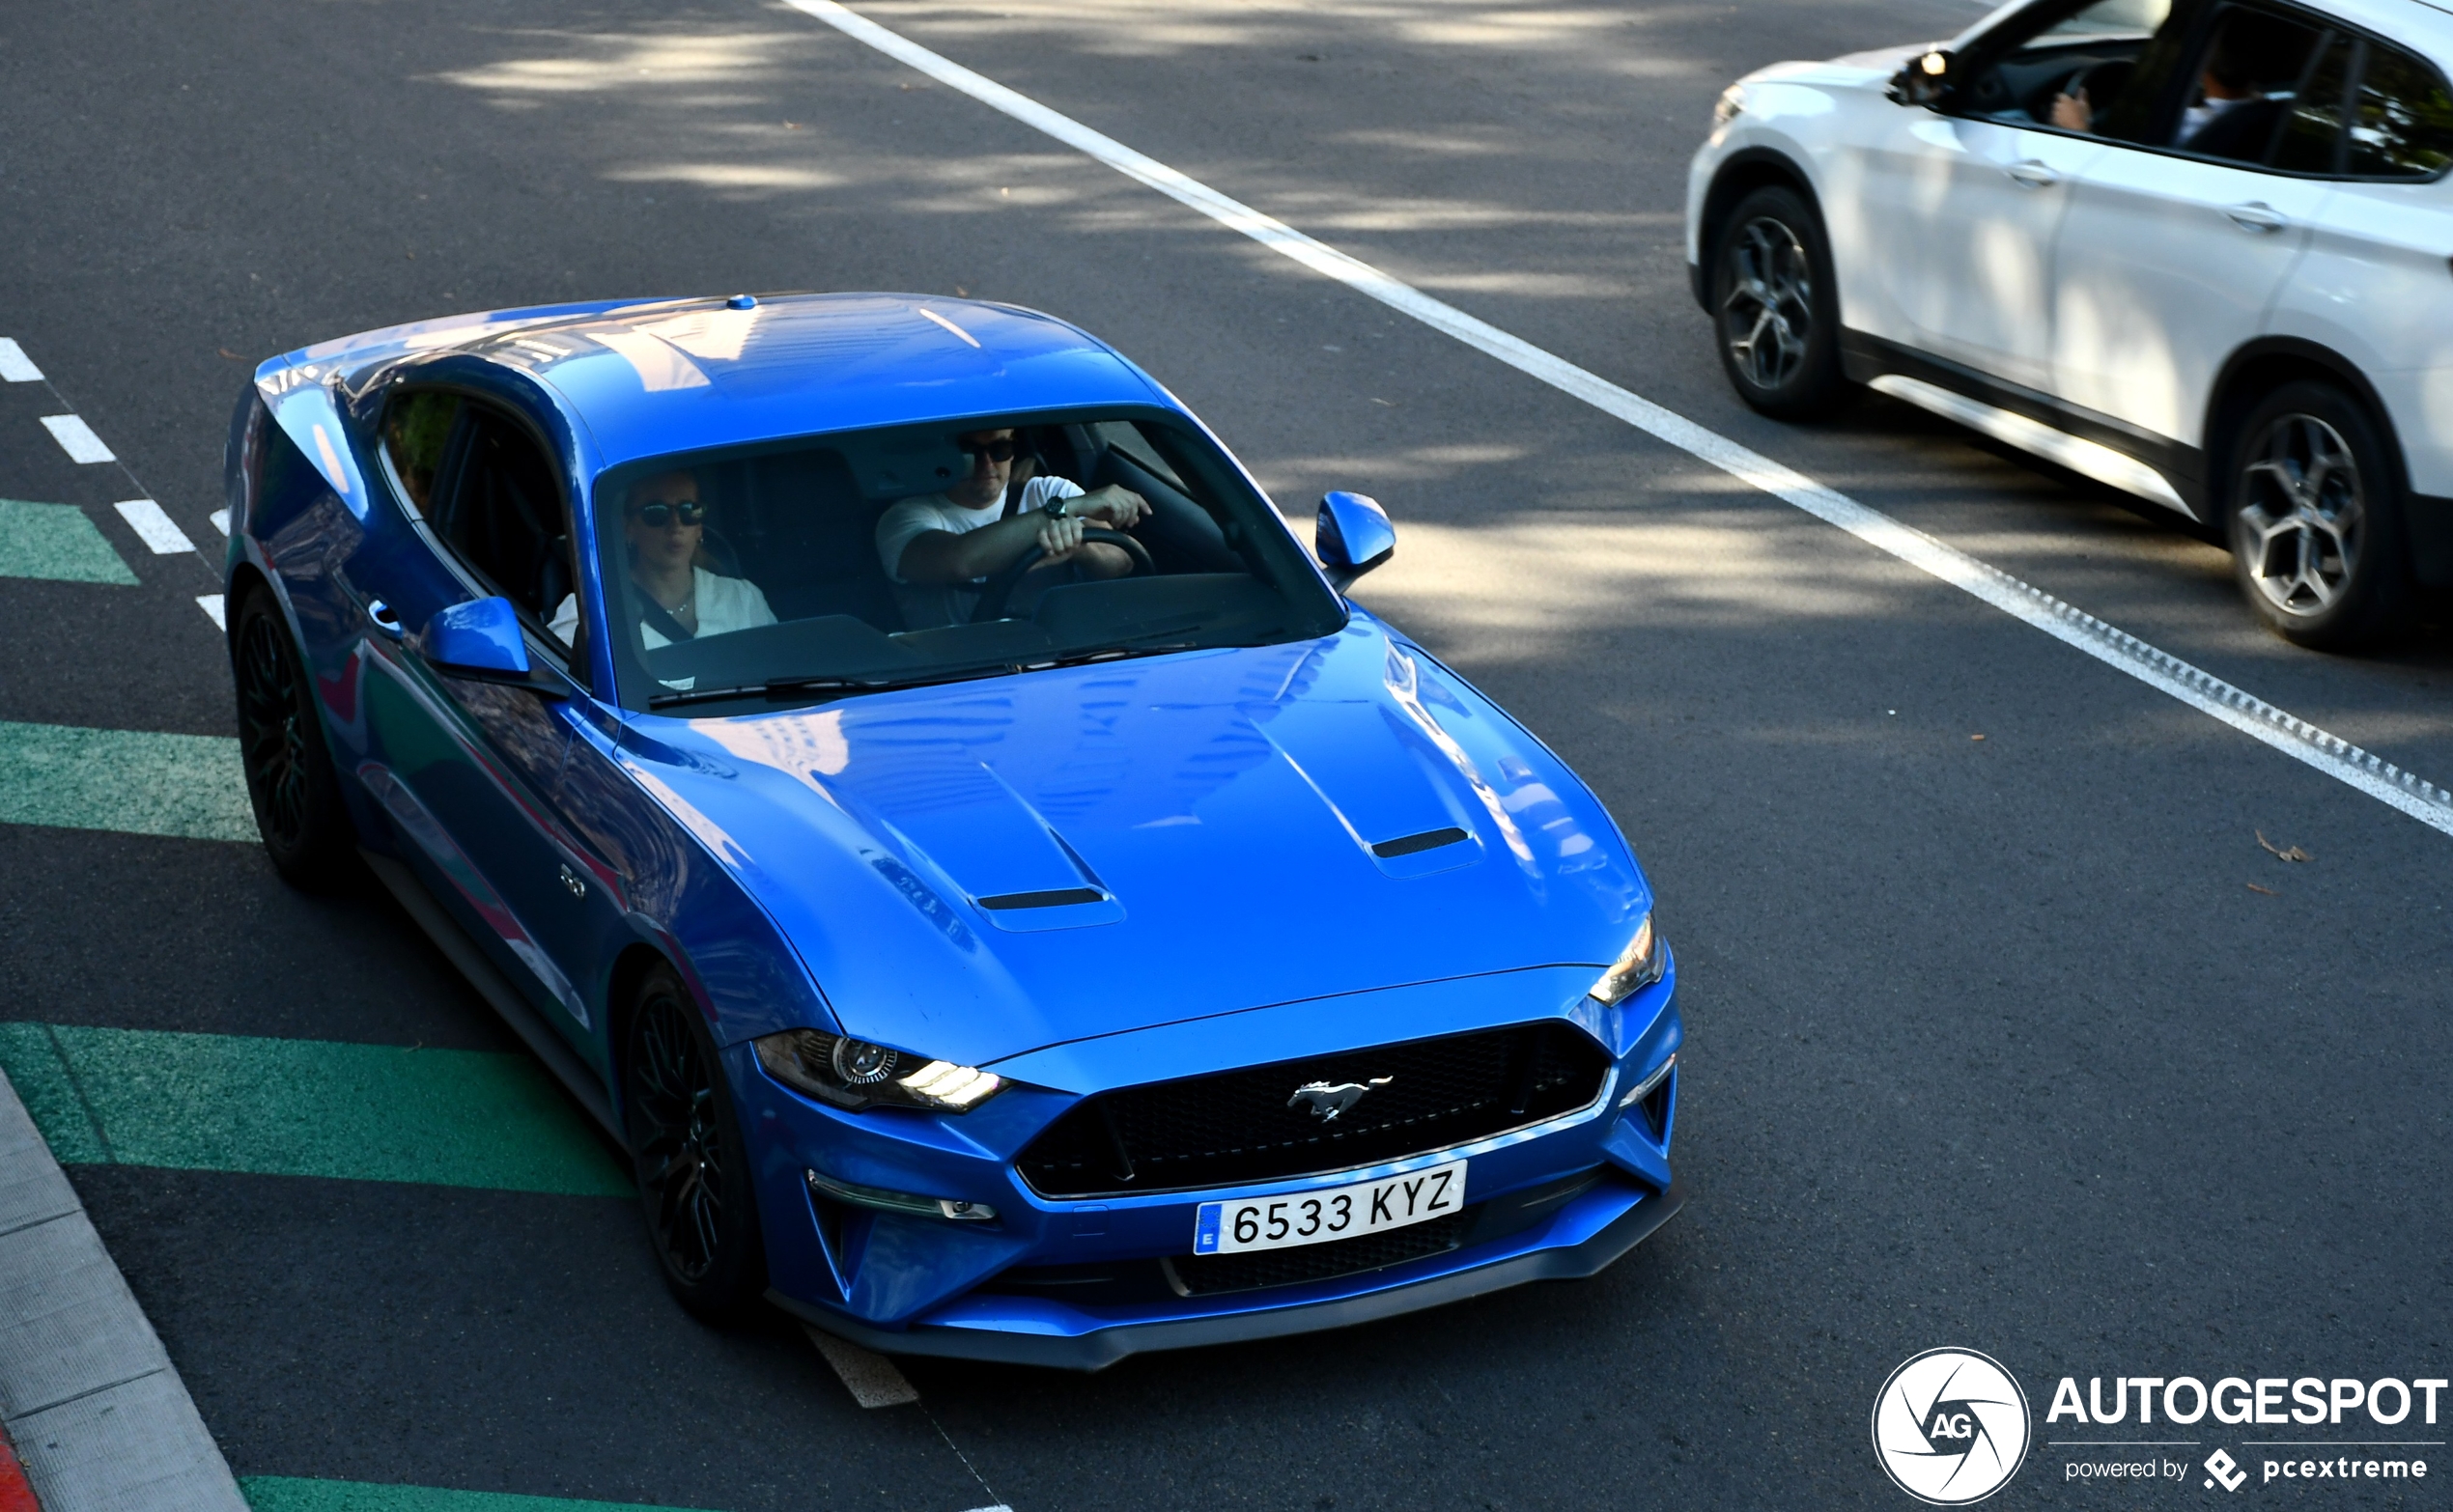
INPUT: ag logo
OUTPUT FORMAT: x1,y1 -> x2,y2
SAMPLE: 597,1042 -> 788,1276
1872,1348 -> 2032,1504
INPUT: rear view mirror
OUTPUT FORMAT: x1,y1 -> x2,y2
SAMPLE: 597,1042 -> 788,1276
418,596 -> 559,695
1887,48 -> 1957,106
1314,490 -> 1396,592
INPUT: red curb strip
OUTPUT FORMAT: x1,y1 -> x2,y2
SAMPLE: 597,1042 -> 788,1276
0,1420 -> 41,1512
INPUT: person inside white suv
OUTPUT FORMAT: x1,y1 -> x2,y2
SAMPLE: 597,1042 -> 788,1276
2049,29 -> 2280,152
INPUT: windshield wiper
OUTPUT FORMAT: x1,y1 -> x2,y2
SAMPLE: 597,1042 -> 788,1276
1012,639 -> 1202,671
646,667 -> 998,711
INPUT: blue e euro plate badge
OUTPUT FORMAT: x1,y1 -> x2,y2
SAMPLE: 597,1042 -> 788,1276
1195,1202 -> 1224,1254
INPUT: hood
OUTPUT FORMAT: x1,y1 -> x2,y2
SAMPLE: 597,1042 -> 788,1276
618,617 -> 1651,1067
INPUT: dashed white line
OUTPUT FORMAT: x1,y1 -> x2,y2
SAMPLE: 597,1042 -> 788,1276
804,1326 -> 920,1407
113,499 -> 196,555
195,595 -> 226,630
208,508 -> 231,537
788,0 -> 2453,841
40,415 -> 115,464
0,340 -> 42,383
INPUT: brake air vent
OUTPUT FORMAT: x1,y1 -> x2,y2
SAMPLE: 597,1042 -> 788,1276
977,887 -> 1104,910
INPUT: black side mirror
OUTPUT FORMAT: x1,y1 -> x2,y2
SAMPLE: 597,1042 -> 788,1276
1887,48 -> 1957,107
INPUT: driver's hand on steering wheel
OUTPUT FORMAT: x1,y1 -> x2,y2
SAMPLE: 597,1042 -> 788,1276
2049,88 -> 2092,132
1035,513 -> 1092,563
1072,485 -> 1150,529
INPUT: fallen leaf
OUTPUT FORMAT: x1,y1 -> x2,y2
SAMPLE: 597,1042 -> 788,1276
784,121 -> 800,129
1970,734 -> 1987,742
954,286 -> 969,297
216,347 -> 245,360
2246,882 -> 2277,895
2256,829 -> 2312,862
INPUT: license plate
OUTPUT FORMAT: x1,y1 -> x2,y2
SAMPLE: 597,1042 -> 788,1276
1193,1161 -> 1467,1255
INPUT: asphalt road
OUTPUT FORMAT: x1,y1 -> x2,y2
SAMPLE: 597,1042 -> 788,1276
3,0 -> 2449,1508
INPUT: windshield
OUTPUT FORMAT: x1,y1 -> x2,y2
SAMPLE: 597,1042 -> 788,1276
587,408 -> 1347,713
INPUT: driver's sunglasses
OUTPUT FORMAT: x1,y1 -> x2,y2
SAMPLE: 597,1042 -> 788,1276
631,500 -> 706,528
957,435 -> 1019,463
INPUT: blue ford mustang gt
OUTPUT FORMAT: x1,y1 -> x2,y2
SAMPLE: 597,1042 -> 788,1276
222,293 -> 1681,1368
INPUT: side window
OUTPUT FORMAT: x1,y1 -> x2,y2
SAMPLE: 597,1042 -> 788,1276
2165,5 -> 2328,165
381,391 -> 459,517
1958,0 -> 2196,143
427,405 -> 578,650
2270,30 -> 2355,172
2346,41 -> 2453,179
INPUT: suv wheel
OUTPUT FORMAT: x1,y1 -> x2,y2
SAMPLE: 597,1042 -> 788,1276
1711,185 -> 1847,418
2226,381 -> 2414,651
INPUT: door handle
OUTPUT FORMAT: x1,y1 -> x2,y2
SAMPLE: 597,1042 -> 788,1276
558,863 -> 586,899
2005,159 -> 2060,188
368,600 -> 405,639
2225,201 -> 2286,234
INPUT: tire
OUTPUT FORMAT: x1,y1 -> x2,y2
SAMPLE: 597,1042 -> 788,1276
1710,184 -> 1847,419
623,966 -> 767,1320
232,583 -> 356,887
2224,380 -> 2415,651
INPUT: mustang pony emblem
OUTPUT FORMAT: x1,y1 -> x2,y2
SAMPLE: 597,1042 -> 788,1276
1287,1077 -> 1394,1122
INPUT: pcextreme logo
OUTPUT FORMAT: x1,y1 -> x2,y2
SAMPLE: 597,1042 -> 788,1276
1873,1349 -> 2034,1505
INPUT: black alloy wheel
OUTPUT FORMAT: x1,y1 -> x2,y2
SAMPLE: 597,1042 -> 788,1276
1711,184 -> 1847,419
232,583 -> 354,887
624,966 -> 765,1319
2226,380 -> 2415,651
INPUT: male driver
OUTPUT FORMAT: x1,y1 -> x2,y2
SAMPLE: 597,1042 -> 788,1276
876,427 -> 1149,628
2052,32 -> 2267,150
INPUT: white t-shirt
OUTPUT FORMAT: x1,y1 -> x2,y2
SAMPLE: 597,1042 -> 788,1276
2178,93 -> 2254,146
875,475 -> 1085,629
550,566 -> 778,651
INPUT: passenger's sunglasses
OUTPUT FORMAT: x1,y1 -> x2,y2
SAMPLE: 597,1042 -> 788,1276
957,436 -> 1019,463
630,500 -> 706,528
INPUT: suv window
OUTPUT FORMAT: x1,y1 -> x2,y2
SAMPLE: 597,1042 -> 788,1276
2270,29 -> 2355,173
2346,40 -> 2453,179
2164,4 -> 2329,165
1959,0 -> 2198,142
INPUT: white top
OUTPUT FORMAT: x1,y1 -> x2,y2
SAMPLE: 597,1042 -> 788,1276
2178,93 -> 2254,146
875,475 -> 1085,629
550,566 -> 778,651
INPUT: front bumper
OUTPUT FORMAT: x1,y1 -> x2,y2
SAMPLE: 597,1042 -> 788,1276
774,1175 -> 1683,1371
739,963 -> 1681,1362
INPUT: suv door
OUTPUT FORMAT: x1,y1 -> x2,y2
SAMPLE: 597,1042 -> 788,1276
359,388 -> 606,1053
1850,0 -> 2197,388
2046,4 -> 2345,473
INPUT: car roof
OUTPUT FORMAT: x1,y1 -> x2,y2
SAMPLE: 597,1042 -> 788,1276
287,293 -> 1171,470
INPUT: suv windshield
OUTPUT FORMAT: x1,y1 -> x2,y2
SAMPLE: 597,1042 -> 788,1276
584,409 -> 1346,713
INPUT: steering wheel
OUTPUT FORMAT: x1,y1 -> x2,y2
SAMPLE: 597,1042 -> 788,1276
970,527 -> 1156,623
2042,57 -> 2133,121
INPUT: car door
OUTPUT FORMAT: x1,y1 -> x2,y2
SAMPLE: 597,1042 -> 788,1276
2047,5 -> 2345,457
356,387 -> 606,1050
1846,0 -> 2193,388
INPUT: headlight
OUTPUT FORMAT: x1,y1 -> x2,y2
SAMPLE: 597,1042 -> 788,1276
1587,913 -> 1665,1005
1713,84 -> 1746,127
753,1028 -> 1003,1112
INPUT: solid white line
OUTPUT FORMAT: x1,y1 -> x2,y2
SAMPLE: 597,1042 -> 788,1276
195,595 -> 227,630
785,0 -> 2453,840
41,414 -> 115,464
0,339 -> 42,383
113,499 -> 196,555
804,1325 -> 920,1407
209,508 -> 231,537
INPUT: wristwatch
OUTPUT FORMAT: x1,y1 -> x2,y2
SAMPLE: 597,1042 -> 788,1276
1040,494 -> 1071,521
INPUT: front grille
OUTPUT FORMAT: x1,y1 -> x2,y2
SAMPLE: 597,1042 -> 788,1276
1164,1210 -> 1474,1297
1016,1021 -> 1611,1199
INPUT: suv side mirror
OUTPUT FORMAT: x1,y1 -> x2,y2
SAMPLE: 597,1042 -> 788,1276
1886,48 -> 1957,107
418,596 -> 562,696
1314,490 -> 1396,591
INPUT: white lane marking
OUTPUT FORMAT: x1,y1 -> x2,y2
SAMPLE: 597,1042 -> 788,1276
804,1325 -> 920,1407
787,0 -> 2453,840
113,499 -> 196,555
40,415 -> 115,464
0,339 -> 42,382
196,595 -> 226,630
209,508 -> 231,537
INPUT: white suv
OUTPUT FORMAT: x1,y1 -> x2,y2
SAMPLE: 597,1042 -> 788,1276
1686,0 -> 2453,648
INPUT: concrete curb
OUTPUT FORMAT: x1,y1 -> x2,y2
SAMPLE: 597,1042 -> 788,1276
0,1067 -> 247,1512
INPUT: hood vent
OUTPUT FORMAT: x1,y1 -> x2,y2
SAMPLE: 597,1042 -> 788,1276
978,887 -> 1106,911
1369,826 -> 1469,860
